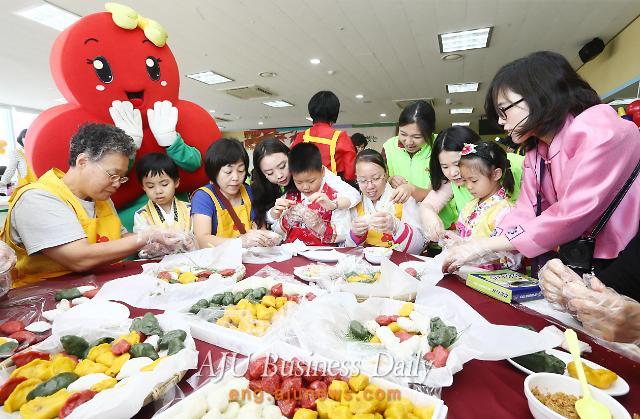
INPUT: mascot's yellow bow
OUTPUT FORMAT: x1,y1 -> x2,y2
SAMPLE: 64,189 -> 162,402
105,2 -> 168,47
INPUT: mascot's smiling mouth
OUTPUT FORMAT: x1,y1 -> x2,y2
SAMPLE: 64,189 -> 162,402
125,90 -> 145,107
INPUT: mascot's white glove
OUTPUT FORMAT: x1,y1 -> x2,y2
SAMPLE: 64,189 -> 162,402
147,100 -> 178,147
109,100 -> 143,149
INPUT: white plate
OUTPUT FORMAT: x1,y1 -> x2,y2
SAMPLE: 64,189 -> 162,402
301,248 -> 342,263
508,348 -> 629,396
293,264 -> 336,282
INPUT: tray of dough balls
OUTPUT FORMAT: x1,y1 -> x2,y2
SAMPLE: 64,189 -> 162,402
0,301 -> 198,419
155,341 -> 447,419
179,276 -> 325,355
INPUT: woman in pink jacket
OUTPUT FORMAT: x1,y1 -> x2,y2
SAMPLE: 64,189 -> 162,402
443,51 -> 640,296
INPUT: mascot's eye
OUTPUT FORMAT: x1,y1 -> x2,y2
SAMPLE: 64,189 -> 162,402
145,56 -> 161,81
91,56 -> 113,83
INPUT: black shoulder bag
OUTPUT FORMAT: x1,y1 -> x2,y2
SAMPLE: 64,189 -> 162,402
558,160 -> 640,275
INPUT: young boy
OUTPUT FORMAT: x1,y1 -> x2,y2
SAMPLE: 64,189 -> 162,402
271,143 -> 352,245
133,153 -> 191,235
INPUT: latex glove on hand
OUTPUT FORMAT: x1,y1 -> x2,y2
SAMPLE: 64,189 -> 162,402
564,276 -> 640,344
0,241 -> 16,273
538,259 -> 583,311
147,100 -> 178,147
307,192 -> 338,211
441,237 -> 494,273
241,229 -> 272,248
369,211 -> 399,235
390,183 -> 414,204
270,197 -> 296,220
109,100 -> 143,149
301,207 -> 326,237
351,216 -> 369,237
421,211 -> 446,242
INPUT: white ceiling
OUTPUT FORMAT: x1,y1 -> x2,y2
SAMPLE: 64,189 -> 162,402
1,0 -> 639,132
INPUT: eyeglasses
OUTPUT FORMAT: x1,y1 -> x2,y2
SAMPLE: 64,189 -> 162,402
95,162 -> 129,184
356,176 -> 385,186
497,97 -> 525,119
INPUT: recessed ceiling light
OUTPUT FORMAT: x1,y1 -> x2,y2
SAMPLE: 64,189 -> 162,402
452,122 -> 470,126
14,3 -> 80,31
209,109 -> 216,113
309,58 -> 321,65
186,71 -> 233,85
380,113 -> 387,117
258,121 -> 264,125
355,94 -> 364,99
438,27 -> 492,53
607,98 -> 638,106
447,82 -> 479,93
441,53 -> 464,62
53,97 -> 66,103
263,100 -> 294,108
450,108 -> 474,114
305,116 -> 313,122
259,71 -> 277,78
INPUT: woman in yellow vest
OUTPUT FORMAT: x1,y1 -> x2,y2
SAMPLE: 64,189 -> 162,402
346,150 -> 427,254
192,138 -> 275,248
0,129 -> 38,196
2,123 -> 179,287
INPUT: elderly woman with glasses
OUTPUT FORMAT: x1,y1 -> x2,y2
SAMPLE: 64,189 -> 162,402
3,123 -> 182,287
346,149 -> 427,254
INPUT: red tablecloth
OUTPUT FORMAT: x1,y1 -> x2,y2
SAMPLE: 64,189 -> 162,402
1,254 -> 638,419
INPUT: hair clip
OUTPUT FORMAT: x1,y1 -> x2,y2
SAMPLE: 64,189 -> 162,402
460,143 -> 478,156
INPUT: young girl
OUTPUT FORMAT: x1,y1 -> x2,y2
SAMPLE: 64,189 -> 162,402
420,126 -> 524,241
191,138 -> 275,248
452,140 -> 521,270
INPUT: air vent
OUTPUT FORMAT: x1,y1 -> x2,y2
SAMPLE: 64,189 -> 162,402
393,98 -> 436,109
223,85 -> 274,100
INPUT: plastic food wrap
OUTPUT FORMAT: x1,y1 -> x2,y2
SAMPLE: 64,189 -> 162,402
315,256 -> 420,301
93,242 -> 242,311
283,204 -> 326,239
292,289 -> 563,388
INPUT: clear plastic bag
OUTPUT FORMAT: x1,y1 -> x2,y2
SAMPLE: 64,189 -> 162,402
316,256 -> 420,301
283,203 -> 326,239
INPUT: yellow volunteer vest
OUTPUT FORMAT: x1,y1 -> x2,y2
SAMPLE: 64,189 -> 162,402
2,168 -> 122,287
302,128 -> 341,174
141,198 -> 191,232
197,185 -> 252,238
356,201 -> 404,247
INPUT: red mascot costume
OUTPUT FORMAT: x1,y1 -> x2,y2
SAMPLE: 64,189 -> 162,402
25,3 -> 219,230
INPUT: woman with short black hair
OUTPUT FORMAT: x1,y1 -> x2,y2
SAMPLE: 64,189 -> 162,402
192,138 -> 274,248
443,52 -> 640,296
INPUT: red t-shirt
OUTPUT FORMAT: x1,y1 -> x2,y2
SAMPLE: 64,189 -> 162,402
291,122 -> 356,180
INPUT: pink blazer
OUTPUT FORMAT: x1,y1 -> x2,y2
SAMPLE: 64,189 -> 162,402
497,104 -> 640,259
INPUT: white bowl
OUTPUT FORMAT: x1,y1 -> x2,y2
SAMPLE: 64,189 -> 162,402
524,373 -> 630,419
363,247 -> 393,264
